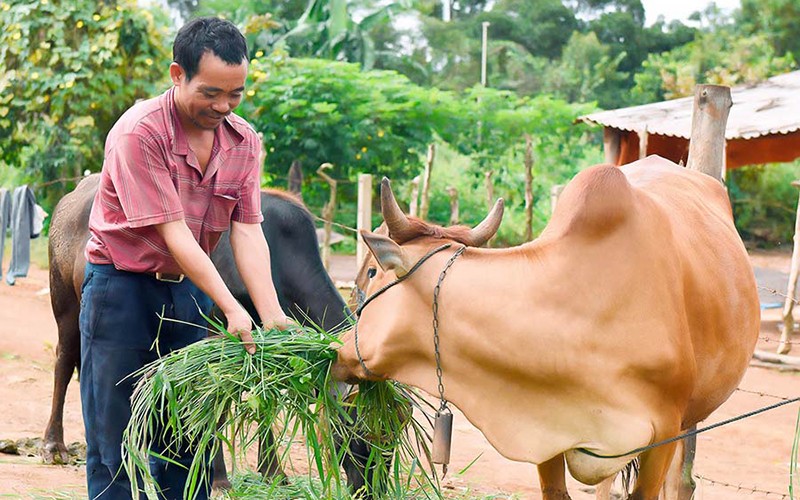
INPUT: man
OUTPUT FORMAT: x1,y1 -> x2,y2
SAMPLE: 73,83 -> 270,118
80,17 -> 287,499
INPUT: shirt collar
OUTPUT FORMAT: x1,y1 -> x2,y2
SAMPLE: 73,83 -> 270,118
165,87 -> 246,155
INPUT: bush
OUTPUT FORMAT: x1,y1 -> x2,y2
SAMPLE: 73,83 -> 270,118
0,0 -> 172,210
728,161 -> 800,247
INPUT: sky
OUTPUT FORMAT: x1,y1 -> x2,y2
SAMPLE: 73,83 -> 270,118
641,0 -> 741,25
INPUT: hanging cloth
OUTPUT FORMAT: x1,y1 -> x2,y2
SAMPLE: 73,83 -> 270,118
0,188 -> 11,280
5,185 -> 38,286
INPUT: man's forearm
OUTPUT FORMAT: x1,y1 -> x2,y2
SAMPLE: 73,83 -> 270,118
155,220 -> 241,317
229,221 -> 286,326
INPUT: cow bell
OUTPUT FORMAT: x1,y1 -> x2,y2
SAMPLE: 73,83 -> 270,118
432,409 -> 453,470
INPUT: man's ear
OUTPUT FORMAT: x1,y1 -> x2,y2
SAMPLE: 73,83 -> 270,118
360,230 -> 410,277
169,62 -> 185,86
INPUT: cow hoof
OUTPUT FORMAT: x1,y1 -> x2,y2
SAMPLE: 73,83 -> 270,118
42,441 -> 69,465
212,478 -> 232,491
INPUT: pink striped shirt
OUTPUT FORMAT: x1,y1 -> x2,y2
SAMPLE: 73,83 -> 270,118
85,87 -> 264,274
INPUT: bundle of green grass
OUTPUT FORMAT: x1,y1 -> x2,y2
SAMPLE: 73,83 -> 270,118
122,318 -> 440,499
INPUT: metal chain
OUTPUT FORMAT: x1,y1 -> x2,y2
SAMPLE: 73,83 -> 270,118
431,246 -> 466,412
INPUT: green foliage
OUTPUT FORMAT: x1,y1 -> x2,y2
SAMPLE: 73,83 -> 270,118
632,29 -> 796,102
0,0 -> 172,208
241,55 -> 453,198
728,161 -> 800,247
417,93 -> 602,245
737,0 -> 800,60
537,31 -> 628,107
124,323 -> 438,499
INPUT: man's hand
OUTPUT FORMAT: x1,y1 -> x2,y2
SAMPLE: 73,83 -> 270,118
261,311 -> 290,332
225,306 -> 256,354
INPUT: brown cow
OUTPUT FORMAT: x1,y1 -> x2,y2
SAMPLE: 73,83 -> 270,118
332,156 -> 760,499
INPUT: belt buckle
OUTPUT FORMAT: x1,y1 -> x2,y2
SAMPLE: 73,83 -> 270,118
155,272 -> 185,283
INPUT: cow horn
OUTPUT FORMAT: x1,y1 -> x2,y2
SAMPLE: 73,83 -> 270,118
380,177 -> 415,242
464,198 -> 505,247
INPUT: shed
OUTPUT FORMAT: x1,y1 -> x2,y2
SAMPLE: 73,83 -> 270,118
578,71 -> 800,170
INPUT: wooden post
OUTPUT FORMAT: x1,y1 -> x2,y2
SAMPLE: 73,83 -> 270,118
446,186 -> 459,225
550,184 -> 565,213
357,174 -> 373,269
484,170 -> 494,247
316,163 -> 336,271
408,176 -> 421,217
778,180 -> 800,354
484,170 -> 494,210
603,128 -> 621,165
288,160 -> 303,197
524,133 -> 534,241
686,85 -> 732,182
419,144 -> 436,220
638,126 -> 648,160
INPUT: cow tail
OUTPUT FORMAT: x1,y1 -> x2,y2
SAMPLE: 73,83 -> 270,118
620,457 -> 639,499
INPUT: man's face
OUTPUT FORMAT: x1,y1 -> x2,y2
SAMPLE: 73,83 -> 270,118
171,51 -> 248,131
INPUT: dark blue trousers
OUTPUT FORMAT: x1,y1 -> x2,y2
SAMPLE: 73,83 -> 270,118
80,263 -> 214,500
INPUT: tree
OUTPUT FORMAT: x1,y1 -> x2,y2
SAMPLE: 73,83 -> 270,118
0,0 -> 172,207
632,29 -> 796,102
540,31 -> 627,107
240,54 -> 457,208
273,0 -> 408,70
736,0 -> 800,60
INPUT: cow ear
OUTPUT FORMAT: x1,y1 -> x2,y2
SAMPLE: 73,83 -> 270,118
360,230 -> 410,277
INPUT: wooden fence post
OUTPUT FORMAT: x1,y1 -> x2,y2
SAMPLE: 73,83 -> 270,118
446,186 -> 459,225
524,134 -> 534,242
357,174 -> 373,269
778,180 -> 800,354
686,85 -> 732,182
409,176 -> 420,217
419,144 -> 435,220
484,170 -> 494,247
550,184 -> 565,213
288,160 -> 303,197
316,163 -> 336,271
638,126 -> 648,159
603,128 -> 621,165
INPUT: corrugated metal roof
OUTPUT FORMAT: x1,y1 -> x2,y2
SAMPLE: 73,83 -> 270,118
578,71 -> 800,140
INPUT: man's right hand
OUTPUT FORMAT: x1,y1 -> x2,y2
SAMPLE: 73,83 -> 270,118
225,306 -> 256,355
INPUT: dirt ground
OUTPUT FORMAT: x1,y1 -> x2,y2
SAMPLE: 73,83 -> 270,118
2,251 -> 800,499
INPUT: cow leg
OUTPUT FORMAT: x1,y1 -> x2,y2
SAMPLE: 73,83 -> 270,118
537,454 -> 572,500
42,308 -> 80,464
257,429 -> 288,482
662,431 -> 696,500
211,448 -> 232,491
336,406 -> 392,499
629,442 -> 677,500
594,474 -> 614,499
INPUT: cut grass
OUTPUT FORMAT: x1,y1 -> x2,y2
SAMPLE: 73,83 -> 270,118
123,317 -> 441,499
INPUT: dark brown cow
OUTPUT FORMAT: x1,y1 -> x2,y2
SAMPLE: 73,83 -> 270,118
333,157 -> 760,499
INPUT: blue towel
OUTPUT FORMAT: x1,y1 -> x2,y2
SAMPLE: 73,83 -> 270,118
0,188 -> 10,280
5,185 -> 36,286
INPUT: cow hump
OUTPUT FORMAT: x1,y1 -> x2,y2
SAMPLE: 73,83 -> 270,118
551,164 -> 633,239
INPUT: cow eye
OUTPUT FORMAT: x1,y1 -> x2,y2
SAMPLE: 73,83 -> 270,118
367,267 -> 377,279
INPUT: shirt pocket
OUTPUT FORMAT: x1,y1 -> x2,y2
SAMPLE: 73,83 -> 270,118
204,190 -> 240,232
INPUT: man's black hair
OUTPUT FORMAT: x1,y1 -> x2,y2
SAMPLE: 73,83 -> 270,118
173,17 -> 248,81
